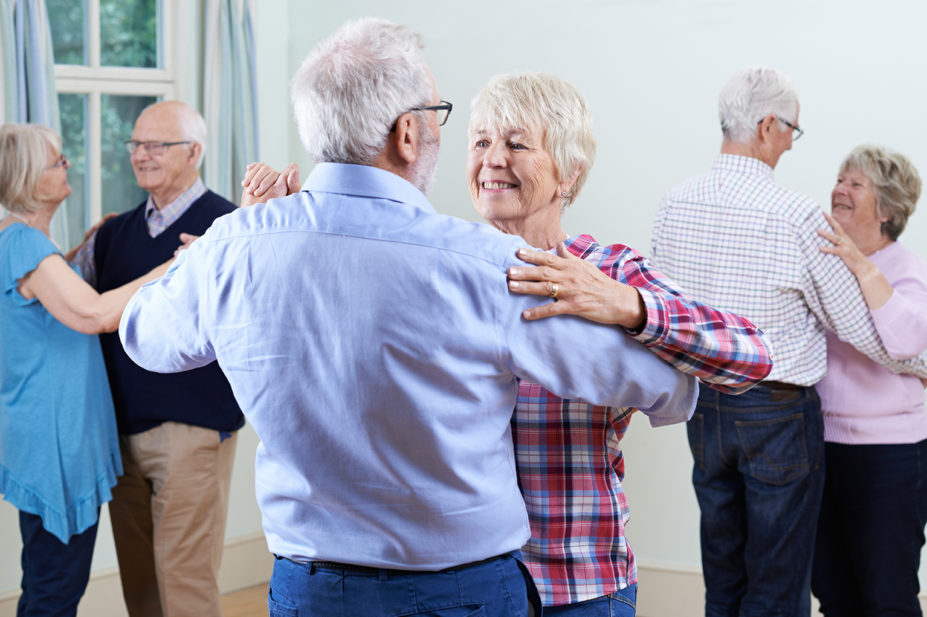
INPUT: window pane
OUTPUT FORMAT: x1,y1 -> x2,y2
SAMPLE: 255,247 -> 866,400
47,0 -> 87,65
101,94 -> 158,215
100,0 -> 159,68
58,93 -> 89,247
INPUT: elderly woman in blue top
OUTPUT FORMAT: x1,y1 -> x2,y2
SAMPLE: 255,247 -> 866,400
0,124 -> 169,617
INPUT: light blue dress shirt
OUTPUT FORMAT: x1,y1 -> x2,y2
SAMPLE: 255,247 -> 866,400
120,163 -> 696,569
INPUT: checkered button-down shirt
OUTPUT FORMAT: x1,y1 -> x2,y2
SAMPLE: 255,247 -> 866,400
515,233 -> 772,606
651,153 -> 927,384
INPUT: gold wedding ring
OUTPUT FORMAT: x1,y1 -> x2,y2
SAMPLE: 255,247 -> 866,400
549,282 -> 559,299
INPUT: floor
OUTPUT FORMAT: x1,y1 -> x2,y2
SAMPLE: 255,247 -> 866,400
220,583 -> 269,617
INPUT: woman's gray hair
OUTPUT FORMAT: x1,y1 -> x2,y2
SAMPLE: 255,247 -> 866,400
0,123 -> 62,214
718,66 -> 799,145
469,72 -> 596,209
290,18 -> 433,165
841,145 -> 921,241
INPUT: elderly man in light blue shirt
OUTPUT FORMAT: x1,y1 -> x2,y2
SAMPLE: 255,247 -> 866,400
120,17 -> 697,617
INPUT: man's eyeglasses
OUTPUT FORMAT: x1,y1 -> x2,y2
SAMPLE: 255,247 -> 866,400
757,116 -> 804,141
45,154 -> 68,169
125,140 -> 192,155
390,100 -> 453,131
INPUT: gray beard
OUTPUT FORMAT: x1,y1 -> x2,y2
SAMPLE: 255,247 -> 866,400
409,126 -> 439,195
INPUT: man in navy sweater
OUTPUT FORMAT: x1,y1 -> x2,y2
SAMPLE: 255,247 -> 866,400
72,100 -> 243,617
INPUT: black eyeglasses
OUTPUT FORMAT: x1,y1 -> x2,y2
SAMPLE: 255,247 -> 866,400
757,116 -> 804,141
390,100 -> 453,131
125,140 -> 192,155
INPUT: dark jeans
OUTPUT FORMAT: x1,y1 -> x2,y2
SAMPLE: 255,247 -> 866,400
545,584 -> 637,616
688,383 -> 824,617
17,510 -> 99,617
812,439 -> 927,617
267,552 -> 540,617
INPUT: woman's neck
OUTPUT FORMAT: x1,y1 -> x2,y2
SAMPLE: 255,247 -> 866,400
859,235 -> 894,257
4,208 -> 53,237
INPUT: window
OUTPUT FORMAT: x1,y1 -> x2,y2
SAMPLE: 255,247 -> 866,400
48,0 -> 175,245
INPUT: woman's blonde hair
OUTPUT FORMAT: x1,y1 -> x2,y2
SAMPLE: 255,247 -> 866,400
0,123 -> 62,214
469,72 -> 596,209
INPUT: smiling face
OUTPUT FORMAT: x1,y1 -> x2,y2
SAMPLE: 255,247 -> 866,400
130,102 -> 200,208
466,123 -> 564,244
831,166 -> 888,247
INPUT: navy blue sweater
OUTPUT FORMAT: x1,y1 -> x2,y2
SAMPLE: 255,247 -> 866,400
95,191 -> 244,435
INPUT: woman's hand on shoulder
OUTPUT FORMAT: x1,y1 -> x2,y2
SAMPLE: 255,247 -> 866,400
817,211 -> 875,279
507,243 -> 645,328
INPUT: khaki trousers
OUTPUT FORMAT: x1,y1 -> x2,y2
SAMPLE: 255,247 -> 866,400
109,422 -> 237,617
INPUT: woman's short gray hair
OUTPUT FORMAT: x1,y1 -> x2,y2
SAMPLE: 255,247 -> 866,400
718,66 -> 799,145
290,18 -> 433,165
469,72 -> 596,209
841,145 -> 921,241
0,123 -> 61,214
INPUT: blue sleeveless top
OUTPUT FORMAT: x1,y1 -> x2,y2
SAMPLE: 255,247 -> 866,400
0,223 -> 121,542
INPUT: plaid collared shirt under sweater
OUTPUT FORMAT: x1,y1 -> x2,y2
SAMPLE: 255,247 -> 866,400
515,233 -> 772,606
71,179 -> 207,285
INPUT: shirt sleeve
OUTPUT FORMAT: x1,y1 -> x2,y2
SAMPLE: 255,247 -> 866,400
869,257 -> 927,360
575,240 -> 773,395
798,209 -> 927,378
3,225 -> 59,306
503,290 -> 698,428
119,233 -> 216,373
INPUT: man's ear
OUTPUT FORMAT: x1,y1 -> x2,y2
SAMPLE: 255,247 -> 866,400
391,112 -> 419,165
755,114 -> 776,145
188,141 -> 203,165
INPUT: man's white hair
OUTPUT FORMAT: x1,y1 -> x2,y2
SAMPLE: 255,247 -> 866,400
290,17 -> 433,165
137,100 -> 208,168
718,66 -> 799,145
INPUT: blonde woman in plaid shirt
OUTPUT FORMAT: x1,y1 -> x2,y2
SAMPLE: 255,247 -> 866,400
469,72 -> 772,617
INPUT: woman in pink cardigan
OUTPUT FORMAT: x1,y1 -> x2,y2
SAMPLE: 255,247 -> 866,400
812,145 -> 927,617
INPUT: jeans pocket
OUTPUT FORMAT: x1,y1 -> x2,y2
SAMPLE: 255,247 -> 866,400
267,586 -> 299,617
735,413 -> 809,485
687,411 -> 705,471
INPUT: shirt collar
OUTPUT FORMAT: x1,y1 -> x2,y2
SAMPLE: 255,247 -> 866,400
713,153 -> 775,179
302,163 -> 436,214
145,178 -> 207,219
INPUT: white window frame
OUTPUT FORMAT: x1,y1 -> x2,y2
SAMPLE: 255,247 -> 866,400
54,0 -> 178,223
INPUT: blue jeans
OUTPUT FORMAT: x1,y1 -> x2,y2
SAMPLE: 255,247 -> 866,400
17,510 -> 99,617
688,383 -> 824,617
812,439 -> 927,617
544,584 -> 637,616
267,553 -> 540,617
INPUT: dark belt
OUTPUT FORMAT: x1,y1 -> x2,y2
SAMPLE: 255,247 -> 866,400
760,380 -> 809,400
310,553 -> 507,575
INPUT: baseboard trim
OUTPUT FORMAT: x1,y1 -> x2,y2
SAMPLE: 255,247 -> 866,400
0,532 -> 272,617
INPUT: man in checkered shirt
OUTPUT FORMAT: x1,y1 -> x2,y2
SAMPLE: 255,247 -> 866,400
651,66 -> 927,617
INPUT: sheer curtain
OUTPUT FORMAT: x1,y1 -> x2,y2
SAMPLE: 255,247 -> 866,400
202,0 -> 259,204
0,0 -> 69,244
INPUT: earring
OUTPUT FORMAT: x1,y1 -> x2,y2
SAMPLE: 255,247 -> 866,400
560,191 -> 568,197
